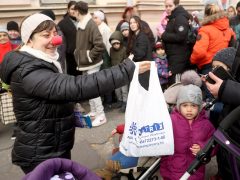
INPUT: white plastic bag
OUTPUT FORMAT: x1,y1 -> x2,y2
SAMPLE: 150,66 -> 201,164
120,62 -> 174,157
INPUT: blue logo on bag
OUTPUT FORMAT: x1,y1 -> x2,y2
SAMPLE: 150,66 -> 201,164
129,122 -> 164,136
129,122 -> 138,135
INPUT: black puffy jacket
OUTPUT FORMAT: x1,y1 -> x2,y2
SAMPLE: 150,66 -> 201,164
161,5 -> 191,74
0,51 -> 135,167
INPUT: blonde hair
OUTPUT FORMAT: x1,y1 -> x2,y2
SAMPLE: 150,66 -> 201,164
204,4 -> 221,16
227,6 -> 237,16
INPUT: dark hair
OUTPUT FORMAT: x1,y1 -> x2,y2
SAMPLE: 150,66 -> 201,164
127,16 -> 142,55
236,1 -> 240,9
40,9 -> 56,20
122,7 -> 134,20
74,1 -> 88,15
174,0 -> 180,5
29,20 -> 56,40
68,1 -> 77,9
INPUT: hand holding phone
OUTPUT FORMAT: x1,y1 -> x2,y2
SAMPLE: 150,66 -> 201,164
205,66 -> 235,84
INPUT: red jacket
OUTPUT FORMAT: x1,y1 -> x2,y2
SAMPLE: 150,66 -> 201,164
0,41 -> 18,63
190,12 -> 235,69
160,109 -> 215,180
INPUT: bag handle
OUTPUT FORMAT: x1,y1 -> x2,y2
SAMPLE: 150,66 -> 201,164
131,62 -> 140,87
148,61 -> 161,91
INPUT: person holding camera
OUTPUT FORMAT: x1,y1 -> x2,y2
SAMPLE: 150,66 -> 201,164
204,48 -> 240,179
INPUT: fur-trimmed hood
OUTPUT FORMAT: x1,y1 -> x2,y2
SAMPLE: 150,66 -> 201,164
201,11 -> 229,28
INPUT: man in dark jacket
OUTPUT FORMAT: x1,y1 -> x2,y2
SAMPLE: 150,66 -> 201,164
161,0 -> 191,85
58,1 -> 80,76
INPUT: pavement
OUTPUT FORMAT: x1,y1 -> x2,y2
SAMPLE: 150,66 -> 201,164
0,102 -> 218,180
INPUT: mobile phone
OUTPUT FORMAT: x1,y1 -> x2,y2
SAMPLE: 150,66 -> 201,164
206,66 -> 235,84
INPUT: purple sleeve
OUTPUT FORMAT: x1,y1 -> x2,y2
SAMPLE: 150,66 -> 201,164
22,158 -> 101,180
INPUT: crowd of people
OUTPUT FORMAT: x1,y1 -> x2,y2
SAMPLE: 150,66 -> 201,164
0,0 -> 240,179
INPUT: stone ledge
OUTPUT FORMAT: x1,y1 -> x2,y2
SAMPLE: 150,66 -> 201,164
0,0 -> 31,6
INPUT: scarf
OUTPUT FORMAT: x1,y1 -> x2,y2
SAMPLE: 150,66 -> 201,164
20,45 -> 62,73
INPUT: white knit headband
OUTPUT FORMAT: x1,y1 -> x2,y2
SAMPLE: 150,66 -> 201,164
21,13 -> 53,44
93,11 -> 105,21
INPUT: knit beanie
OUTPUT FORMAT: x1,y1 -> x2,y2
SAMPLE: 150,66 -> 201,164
111,39 -> 120,45
154,41 -> 164,50
0,27 -> 8,34
7,21 -> 19,32
93,10 -> 105,21
164,70 -> 202,104
181,70 -> 202,87
120,22 -> 129,32
21,13 -> 53,44
176,84 -> 203,111
213,47 -> 236,70
40,9 -> 56,20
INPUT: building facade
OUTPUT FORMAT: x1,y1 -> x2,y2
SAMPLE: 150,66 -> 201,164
0,0 -> 224,36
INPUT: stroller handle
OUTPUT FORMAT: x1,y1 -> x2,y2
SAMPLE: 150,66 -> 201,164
180,172 -> 191,180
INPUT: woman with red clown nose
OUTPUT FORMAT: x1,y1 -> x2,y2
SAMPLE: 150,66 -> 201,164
0,13 -> 151,174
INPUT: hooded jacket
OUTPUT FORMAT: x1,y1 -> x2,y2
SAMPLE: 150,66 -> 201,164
160,109 -> 215,180
190,12 -> 235,69
0,51 -> 135,168
109,31 -> 127,66
161,5 -> 191,74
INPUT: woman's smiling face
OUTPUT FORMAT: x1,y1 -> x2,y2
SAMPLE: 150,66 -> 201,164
28,27 -> 58,56
0,32 -> 9,44
129,18 -> 139,32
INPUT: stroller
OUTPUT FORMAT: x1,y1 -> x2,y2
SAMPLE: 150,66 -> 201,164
180,105 -> 240,180
105,124 -> 161,180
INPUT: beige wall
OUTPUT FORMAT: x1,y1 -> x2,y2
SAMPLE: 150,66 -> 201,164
0,0 -> 204,37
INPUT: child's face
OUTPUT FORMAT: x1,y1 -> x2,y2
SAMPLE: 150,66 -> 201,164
212,60 -> 229,71
156,48 -> 165,56
0,32 -> 9,44
122,29 -> 129,37
179,102 -> 199,120
113,42 -> 121,50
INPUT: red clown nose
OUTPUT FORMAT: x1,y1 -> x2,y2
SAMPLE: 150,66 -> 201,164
51,35 -> 62,46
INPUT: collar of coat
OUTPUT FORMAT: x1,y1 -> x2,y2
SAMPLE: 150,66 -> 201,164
77,13 -> 92,30
201,11 -> 228,26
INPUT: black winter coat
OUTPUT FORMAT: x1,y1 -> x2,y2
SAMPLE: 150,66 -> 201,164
216,48 -> 240,178
0,51 -> 135,167
132,31 -> 152,62
161,5 -> 191,74
58,15 -> 77,54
